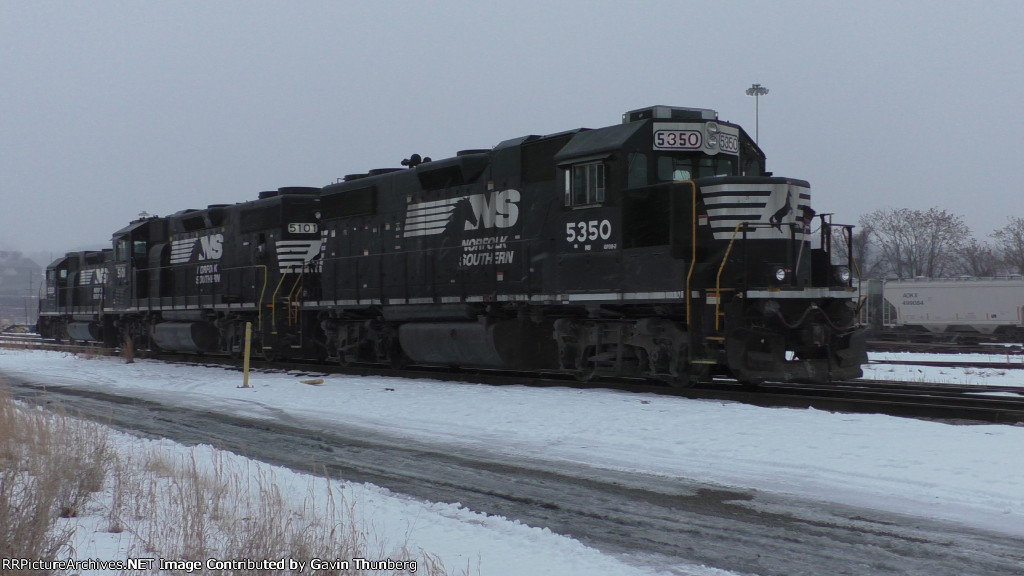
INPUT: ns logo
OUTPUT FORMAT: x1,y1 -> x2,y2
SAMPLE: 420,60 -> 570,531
403,189 -> 521,238
197,234 -> 224,260
170,233 -> 224,265
460,189 -> 520,230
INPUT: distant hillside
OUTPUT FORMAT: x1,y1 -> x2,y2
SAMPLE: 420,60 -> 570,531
0,251 -> 44,327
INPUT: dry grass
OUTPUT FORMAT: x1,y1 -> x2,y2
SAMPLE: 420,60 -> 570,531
1,387 -> 471,576
121,335 -> 135,364
109,448 -> 457,574
0,388 -> 111,575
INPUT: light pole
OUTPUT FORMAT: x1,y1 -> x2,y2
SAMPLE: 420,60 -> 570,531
745,83 -> 769,145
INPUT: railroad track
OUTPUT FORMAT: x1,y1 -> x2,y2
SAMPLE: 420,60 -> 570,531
6,335 -> 1024,425
868,357 -> 1024,370
0,333 -> 115,356
131,356 -> 1024,426
737,379 -> 1024,425
867,339 -> 1024,356
0,332 -> 42,344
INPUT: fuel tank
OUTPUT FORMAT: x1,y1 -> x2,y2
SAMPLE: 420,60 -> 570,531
151,322 -> 220,353
67,321 -> 102,342
398,320 -> 558,370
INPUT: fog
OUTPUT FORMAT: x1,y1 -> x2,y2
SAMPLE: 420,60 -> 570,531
2,1 -> 1021,261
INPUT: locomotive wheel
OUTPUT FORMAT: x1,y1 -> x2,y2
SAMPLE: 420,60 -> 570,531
387,338 -> 409,370
573,346 -> 598,382
740,379 -> 763,391
389,352 -> 409,370
667,363 -> 707,388
574,362 -> 597,382
336,340 -> 365,367
228,333 -> 241,361
261,344 -> 278,362
668,375 -> 697,388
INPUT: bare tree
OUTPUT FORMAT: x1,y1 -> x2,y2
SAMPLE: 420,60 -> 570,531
993,216 -> 1024,275
850,225 -> 885,279
956,238 -> 1004,277
858,207 -> 970,278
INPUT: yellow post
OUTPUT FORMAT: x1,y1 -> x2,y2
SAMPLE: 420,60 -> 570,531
242,322 -> 252,388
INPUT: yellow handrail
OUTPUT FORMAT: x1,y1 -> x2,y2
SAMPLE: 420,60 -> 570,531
713,223 -> 747,332
268,271 -> 288,334
286,269 -> 304,325
683,181 -> 698,325
841,226 -> 867,320
254,265 -> 267,333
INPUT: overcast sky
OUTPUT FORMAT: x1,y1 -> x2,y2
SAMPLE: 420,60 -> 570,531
2,0 -> 1022,262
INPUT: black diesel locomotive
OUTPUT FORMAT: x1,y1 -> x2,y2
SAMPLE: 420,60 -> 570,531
40,188 -> 324,357
37,249 -> 112,343
39,105 -> 867,384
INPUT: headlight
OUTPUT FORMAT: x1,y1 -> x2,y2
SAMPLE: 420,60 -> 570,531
773,267 -> 788,282
705,122 -> 719,149
834,266 -> 851,284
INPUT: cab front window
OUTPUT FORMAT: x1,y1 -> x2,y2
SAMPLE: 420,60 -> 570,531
657,155 -> 736,181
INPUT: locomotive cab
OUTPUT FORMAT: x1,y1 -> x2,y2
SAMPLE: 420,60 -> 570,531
109,216 -> 167,308
107,216 -> 168,350
548,105 -> 865,384
37,255 -> 75,340
38,250 -> 112,343
248,188 -> 324,360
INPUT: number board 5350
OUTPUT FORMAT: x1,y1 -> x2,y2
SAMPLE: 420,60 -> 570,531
562,212 -> 620,252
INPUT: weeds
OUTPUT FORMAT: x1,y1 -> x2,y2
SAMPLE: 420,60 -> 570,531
111,448 -> 440,574
0,389 -> 108,575
1,387 -> 467,575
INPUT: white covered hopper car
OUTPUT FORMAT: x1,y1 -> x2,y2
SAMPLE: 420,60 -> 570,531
881,277 -> 1024,337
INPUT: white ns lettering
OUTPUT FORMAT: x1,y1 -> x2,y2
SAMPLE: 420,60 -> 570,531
465,189 -> 521,230
199,234 -> 224,260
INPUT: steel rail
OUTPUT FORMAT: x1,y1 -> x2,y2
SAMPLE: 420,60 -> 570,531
5,336 -> 1023,425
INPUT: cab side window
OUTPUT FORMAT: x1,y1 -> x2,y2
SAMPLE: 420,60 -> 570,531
116,239 -> 130,262
564,162 -> 606,206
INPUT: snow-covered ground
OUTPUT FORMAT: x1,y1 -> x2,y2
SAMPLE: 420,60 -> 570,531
2,349 -> 1023,575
